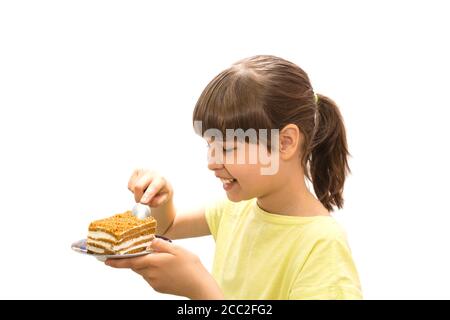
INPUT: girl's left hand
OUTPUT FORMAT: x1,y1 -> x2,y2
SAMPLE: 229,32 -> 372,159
105,238 -> 224,299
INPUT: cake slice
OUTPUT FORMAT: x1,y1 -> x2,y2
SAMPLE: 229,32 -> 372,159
87,211 -> 156,255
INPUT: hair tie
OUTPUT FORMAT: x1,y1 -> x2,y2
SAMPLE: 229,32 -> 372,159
312,93 -> 320,138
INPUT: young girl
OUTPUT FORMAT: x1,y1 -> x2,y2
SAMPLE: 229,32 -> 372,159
105,55 -> 362,300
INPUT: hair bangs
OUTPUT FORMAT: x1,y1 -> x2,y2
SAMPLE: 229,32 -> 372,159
193,68 -> 274,143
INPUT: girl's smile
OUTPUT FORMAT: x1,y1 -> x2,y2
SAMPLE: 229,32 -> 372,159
215,173 -> 238,191
220,178 -> 237,191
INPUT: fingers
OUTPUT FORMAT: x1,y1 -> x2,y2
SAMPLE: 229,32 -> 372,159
140,176 -> 166,206
132,170 -> 156,203
148,192 -> 169,207
149,237 -> 178,255
105,254 -> 156,269
128,168 -> 143,192
105,251 -> 174,274
128,169 -> 172,207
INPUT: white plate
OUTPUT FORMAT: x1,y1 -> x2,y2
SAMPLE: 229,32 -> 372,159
71,235 -> 171,261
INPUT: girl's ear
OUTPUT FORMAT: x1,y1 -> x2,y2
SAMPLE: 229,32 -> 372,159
279,124 -> 302,160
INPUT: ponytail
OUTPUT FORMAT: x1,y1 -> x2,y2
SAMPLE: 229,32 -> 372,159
309,94 -> 350,211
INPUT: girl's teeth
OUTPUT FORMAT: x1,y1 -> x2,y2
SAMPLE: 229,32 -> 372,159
220,178 -> 234,184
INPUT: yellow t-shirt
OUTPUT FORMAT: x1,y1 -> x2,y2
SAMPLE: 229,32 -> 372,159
205,198 -> 362,300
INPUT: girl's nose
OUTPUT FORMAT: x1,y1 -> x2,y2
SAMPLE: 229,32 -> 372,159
208,161 -> 224,171
207,146 -> 224,171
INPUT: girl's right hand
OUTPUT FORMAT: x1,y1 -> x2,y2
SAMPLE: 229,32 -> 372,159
128,169 -> 174,208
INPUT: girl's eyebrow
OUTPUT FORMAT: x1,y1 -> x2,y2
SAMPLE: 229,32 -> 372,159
204,137 -> 225,144
204,136 -> 239,146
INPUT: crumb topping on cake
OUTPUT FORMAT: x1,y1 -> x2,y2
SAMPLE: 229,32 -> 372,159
89,211 -> 155,235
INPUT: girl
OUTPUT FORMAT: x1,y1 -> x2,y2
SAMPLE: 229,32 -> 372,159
105,55 -> 362,300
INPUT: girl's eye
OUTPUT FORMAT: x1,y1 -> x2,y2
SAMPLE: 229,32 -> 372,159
223,147 -> 236,153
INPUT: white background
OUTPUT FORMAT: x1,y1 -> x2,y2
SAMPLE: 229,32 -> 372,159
1,0 -> 449,299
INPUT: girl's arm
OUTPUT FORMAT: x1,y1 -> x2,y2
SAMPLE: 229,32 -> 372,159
161,204 -> 210,240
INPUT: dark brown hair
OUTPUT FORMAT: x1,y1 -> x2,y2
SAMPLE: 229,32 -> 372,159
193,55 -> 350,211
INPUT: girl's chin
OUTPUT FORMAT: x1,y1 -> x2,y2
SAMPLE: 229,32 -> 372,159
224,190 -> 242,202
225,189 -> 253,203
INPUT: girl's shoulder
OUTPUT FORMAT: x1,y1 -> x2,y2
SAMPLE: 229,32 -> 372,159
303,216 -> 350,244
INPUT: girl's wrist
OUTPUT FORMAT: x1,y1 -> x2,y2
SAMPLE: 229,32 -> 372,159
189,268 -> 224,300
151,199 -> 176,235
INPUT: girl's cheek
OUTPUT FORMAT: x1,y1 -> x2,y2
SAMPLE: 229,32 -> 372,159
223,152 -> 235,165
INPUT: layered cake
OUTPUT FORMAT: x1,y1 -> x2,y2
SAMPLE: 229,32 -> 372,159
87,211 -> 156,255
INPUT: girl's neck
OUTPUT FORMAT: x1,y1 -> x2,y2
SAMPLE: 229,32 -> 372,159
256,171 -> 330,217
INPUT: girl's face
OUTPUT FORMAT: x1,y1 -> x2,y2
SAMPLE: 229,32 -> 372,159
206,138 -> 280,202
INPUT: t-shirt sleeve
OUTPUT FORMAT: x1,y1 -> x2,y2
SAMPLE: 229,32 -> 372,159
204,198 -> 230,240
289,236 -> 363,300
